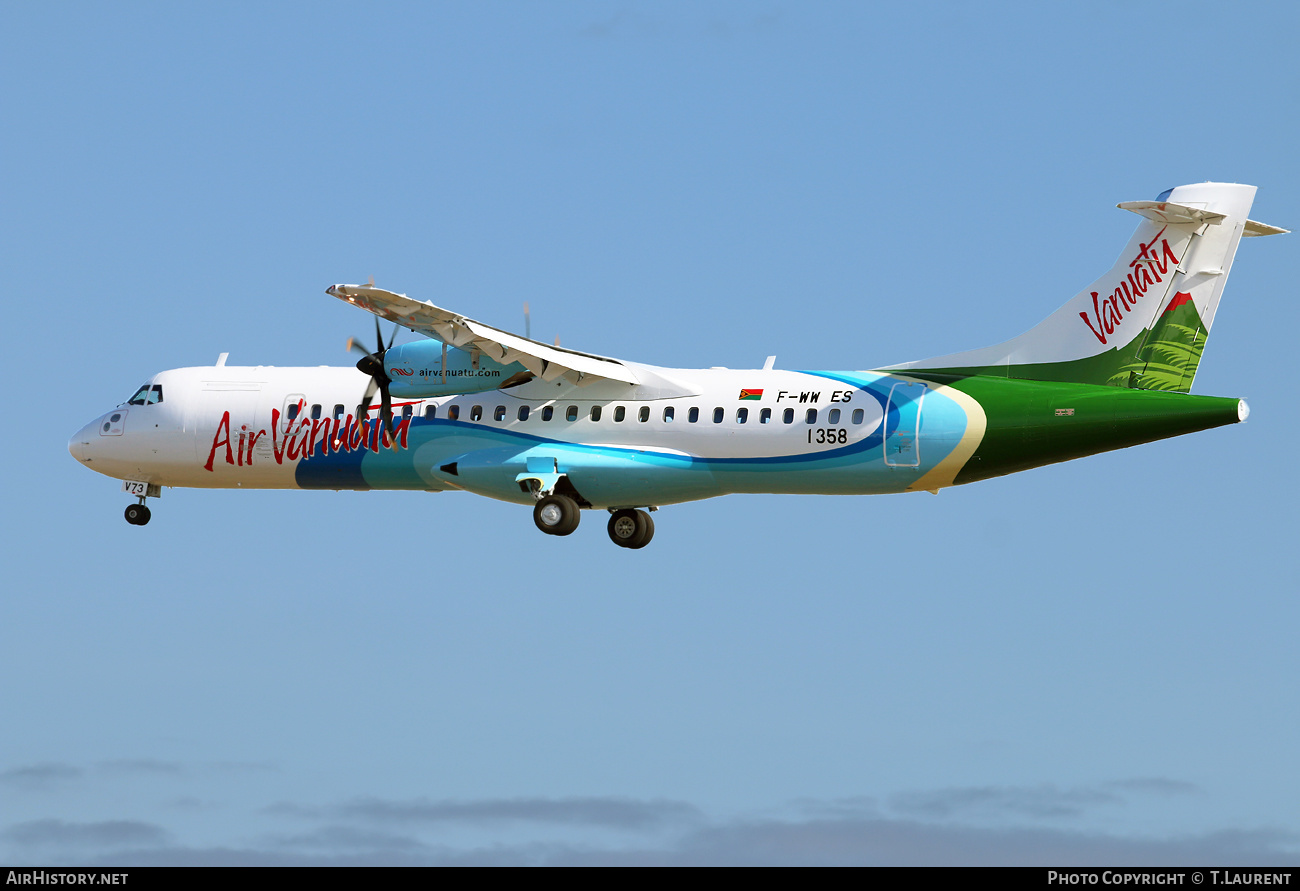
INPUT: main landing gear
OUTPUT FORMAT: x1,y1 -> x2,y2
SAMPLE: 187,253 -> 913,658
529,493 -> 657,549
533,494 -> 581,536
607,509 -> 654,550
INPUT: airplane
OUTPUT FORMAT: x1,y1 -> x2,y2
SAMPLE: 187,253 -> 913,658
69,182 -> 1284,549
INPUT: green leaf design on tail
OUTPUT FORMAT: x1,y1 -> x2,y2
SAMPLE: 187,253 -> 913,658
1108,312 -> 1206,392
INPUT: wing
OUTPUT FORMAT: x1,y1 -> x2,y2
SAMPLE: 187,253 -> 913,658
327,284 -> 640,387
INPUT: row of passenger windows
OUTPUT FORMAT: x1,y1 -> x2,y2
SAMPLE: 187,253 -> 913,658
287,401 -> 867,426
439,403 -> 866,426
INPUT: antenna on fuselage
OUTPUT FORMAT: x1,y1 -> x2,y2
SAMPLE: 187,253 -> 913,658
524,302 -> 531,340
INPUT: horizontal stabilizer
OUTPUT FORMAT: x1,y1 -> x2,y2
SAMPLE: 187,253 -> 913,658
1117,201 -> 1226,226
1244,219 -> 1289,237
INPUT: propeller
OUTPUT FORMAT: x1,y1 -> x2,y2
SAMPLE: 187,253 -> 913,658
347,315 -> 401,439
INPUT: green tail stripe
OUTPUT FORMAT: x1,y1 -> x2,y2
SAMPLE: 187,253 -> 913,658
919,301 -> 1208,394
902,374 -> 1240,485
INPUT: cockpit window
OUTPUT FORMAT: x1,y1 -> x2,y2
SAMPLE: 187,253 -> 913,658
127,384 -> 163,406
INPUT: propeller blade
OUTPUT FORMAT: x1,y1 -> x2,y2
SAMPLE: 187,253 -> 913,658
348,336 -> 373,357
357,376 -> 378,418
379,384 -> 394,440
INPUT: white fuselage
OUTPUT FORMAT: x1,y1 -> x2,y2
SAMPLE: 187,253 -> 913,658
70,361 -> 981,508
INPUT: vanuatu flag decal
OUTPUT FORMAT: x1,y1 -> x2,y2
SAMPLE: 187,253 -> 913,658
738,389 -> 764,401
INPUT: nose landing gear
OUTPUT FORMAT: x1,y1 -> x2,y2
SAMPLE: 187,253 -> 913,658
121,481 -> 160,526
124,501 -> 152,526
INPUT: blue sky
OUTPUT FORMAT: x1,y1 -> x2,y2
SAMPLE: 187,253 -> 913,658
3,1 -> 1298,865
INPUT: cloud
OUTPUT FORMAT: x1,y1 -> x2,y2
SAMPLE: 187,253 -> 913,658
96,759 -> 185,777
0,763 -> 83,788
62,819 -> 1300,867
888,784 -> 1121,821
884,779 -> 1203,822
269,825 -> 429,853
1104,778 -> 1200,797
1,758 -> 277,789
2,819 -> 168,849
6,783 -> 1293,866
546,818 -> 1300,867
268,796 -> 703,832
234,785 -> 1300,865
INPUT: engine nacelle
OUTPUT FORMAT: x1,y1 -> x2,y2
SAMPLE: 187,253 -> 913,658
384,339 -> 531,398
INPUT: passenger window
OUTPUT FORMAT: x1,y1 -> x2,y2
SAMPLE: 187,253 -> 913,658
447,405 -> 460,421
783,408 -> 795,424
736,408 -> 748,424
494,405 -> 506,422
663,407 -> 675,422
760,408 -> 772,424
852,408 -> 864,424
542,406 -> 554,421
614,406 -> 626,422
589,406 -> 601,421
402,404 -> 414,420
688,407 -> 699,423
470,405 -> 483,421
713,407 -> 724,424
639,406 -> 650,422
518,405 -> 530,421
334,404 -> 346,419
425,405 -> 437,419
311,404 -> 322,420
566,405 -> 579,422
805,408 -> 818,424
286,403 -> 300,421
828,408 -> 841,424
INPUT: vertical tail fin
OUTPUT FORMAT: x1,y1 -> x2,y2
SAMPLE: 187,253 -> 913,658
889,183 -> 1284,392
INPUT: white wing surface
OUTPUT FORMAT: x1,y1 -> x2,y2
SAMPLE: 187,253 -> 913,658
328,284 -> 640,387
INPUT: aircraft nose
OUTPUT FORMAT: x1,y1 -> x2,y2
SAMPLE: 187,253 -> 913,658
68,421 -> 96,464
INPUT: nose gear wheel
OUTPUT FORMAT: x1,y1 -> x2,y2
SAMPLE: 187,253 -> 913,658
124,504 -> 151,526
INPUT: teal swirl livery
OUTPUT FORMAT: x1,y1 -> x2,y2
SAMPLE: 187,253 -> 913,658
70,182 -> 1282,548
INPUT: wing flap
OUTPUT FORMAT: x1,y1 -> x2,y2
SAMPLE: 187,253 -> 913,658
327,284 -> 640,386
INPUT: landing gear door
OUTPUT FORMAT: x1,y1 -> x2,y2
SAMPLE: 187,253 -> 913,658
884,381 -> 926,467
